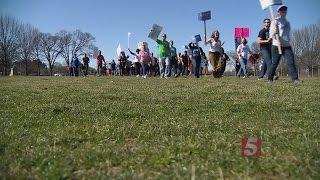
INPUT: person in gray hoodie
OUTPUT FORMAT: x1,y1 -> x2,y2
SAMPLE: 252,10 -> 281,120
268,5 -> 301,83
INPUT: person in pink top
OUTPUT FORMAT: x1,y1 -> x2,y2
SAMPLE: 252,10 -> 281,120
96,50 -> 106,76
139,44 -> 151,78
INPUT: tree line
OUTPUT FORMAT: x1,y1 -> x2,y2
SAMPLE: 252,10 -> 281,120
0,15 -> 98,76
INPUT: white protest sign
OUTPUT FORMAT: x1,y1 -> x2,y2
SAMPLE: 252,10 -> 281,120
116,44 -> 122,57
148,24 -> 163,41
259,0 -> 282,10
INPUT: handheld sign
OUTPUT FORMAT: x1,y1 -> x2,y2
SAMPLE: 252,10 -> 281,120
148,24 -> 163,41
194,34 -> 202,43
198,11 -> 211,21
259,0 -> 282,10
234,28 -> 250,38
198,11 -> 211,44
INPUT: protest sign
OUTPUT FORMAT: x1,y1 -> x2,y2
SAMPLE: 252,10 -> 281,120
234,28 -> 250,38
148,24 -> 163,41
259,0 -> 282,10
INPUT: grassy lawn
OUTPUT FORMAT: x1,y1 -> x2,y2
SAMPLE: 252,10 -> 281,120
0,76 -> 319,179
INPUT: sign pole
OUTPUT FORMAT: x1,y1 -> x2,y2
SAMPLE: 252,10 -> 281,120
268,6 -> 282,54
204,20 -> 207,43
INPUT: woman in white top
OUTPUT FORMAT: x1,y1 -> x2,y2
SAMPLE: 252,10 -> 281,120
128,48 -> 141,77
205,30 -> 223,78
236,37 -> 251,78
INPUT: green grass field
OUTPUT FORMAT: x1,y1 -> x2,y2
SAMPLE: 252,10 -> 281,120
0,76 -> 319,179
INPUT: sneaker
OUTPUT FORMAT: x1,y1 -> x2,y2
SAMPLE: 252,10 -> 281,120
267,80 -> 273,83
293,79 -> 302,84
274,76 -> 279,80
136,75 -> 140,77
257,78 -> 263,80
143,75 -> 147,79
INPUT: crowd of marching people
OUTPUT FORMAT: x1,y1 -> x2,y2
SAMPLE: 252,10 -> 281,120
68,5 -> 301,83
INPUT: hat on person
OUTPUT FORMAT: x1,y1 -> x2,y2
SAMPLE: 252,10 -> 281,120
277,5 -> 288,12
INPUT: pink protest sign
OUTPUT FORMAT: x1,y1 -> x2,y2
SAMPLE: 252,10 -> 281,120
234,28 -> 250,38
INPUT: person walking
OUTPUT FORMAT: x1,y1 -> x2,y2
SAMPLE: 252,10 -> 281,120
118,51 -> 127,76
188,40 -> 206,78
153,33 -> 170,78
205,30 -> 223,78
180,50 -> 190,76
139,44 -> 151,78
110,59 -> 116,76
72,54 -> 80,77
128,48 -> 141,77
169,40 -> 178,77
219,48 -> 229,77
256,18 -> 279,80
82,53 -> 90,76
268,5 -> 301,83
96,50 -> 106,76
236,37 -> 251,78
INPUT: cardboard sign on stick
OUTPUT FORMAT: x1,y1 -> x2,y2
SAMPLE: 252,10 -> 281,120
148,24 -> 163,41
259,0 -> 282,10
234,28 -> 250,38
198,11 -> 211,21
194,34 -> 202,43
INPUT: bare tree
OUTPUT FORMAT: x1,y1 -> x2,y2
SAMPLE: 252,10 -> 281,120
58,30 -> 96,68
33,30 -> 44,75
57,30 -> 72,67
250,42 -> 261,76
291,23 -> 320,77
39,33 -> 61,76
0,15 -> 21,75
71,30 -> 95,57
17,23 -> 39,75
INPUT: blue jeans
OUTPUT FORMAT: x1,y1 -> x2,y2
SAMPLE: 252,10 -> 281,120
259,48 -> 272,78
159,56 -> 170,77
268,46 -> 298,81
181,64 -> 188,76
193,57 -> 201,78
73,66 -> 79,76
237,58 -> 247,77
141,63 -> 149,76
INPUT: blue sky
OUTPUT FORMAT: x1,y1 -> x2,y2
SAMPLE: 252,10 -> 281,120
1,0 -> 320,66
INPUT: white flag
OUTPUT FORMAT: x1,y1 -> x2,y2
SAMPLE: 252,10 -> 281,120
116,44 -> 122,57
259,0 -> 282,10
127,32 -> 131,48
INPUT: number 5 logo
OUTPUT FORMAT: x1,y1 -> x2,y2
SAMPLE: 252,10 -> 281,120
241,137 -> 262,157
